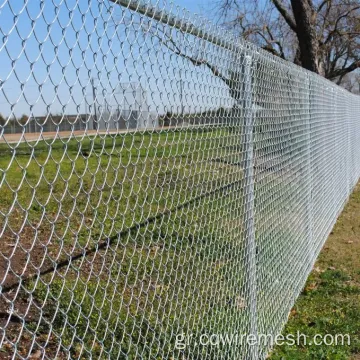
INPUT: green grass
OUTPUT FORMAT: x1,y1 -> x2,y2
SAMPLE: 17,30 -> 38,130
0,127 -> 253,358
0,128 -> 242,245
28,195 -> 249,359
4,126 -> 337,359
270,183 -> 360,360
5,125 -> 354,359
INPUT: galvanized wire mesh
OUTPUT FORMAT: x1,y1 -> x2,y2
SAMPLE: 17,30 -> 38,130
0,0 -> 360,359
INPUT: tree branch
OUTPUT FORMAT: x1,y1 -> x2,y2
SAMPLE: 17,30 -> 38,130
144,24 -> 233,90
318,0 -> 330,13
271,0 -> 297,32
265,25 -> 286,59
324,5 -> 360,45
328,60 -> 360,79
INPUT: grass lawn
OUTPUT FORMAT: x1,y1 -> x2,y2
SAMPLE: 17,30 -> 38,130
2,125 -> 353,359
0,127 -> 253,359
270,182 -> 360,360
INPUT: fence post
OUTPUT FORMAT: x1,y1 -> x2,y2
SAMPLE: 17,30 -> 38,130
243,54 -> 257,360
332,88 -> 337,216
306,75 -> 313,270
346,94 -> 351,197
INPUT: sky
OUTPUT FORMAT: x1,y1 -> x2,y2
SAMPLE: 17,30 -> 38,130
0,0 -> 230,121
171,0 -> 210,15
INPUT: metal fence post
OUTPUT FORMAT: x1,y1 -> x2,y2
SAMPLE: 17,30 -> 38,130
332,88 -> 337,216
243,54 -> 257,360
306,75 -> 313,270
346,95 -> 351,197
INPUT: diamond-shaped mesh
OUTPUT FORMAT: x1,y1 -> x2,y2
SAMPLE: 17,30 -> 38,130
0,0 -> 359,359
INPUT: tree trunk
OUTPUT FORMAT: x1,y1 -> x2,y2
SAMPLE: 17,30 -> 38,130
290,0 -> 322,75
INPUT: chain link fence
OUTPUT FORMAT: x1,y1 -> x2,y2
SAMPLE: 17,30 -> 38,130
0,0 -> 359,359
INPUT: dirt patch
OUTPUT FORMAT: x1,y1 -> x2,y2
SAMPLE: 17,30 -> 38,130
0,223 -> 128,358
0,226 -> 57,289
0,289 -> 67,359
0,226 -> 64,358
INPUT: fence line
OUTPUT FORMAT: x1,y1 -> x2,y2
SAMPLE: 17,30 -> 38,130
0,0 -> 359,359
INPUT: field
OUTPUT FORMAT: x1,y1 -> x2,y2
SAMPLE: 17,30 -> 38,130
0,127 -> 253,359
270,183 -> 360,360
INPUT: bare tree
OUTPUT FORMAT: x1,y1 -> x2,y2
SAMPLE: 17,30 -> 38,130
216,0 -> 360,84
113,0 -> 359,108
127,16 -> 248,106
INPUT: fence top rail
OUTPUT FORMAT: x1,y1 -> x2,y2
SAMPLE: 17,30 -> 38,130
110,0 -> 241,52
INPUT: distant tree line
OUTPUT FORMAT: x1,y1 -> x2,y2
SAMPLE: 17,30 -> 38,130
0,114 -> 29,126
158,107 -> 232,127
